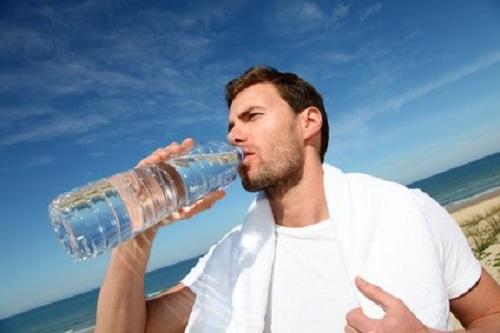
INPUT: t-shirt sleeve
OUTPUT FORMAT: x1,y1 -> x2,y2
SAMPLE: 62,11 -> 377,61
410,189 -> 481,299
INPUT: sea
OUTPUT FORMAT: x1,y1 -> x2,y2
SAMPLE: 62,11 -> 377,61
407,152 -> 500,208
0,257 -> 201,333
1,152 -> 499,333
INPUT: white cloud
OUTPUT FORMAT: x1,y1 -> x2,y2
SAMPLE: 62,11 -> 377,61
25,155 -> 57,168
0,115 -> 110,147
334,50 -> 500,139
333,3 -> 350,22
328,49 -> 500,184
265,1 -> 355,38
269,1 -> 326,34
302,2 -> 326,21
360,3 -> 383,22
0,155 -> 56,172
0,2 -> 249,150
0,26 -> 54,57
404,29 -> 423,42
0,107 -> 56,124
265,1 -> 353,37
322,51 -> 357,64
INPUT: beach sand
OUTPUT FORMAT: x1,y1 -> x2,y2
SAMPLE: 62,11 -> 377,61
449,187 -> 500,223
448,190 -> 500,329
449,189 -> 500,281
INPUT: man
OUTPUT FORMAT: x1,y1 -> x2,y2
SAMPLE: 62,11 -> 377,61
96,66 -> 500,332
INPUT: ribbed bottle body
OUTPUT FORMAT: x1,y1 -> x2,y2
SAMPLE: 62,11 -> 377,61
49,142 -> 242,261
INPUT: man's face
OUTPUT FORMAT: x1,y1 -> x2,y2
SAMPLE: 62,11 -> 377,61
227,83 -> 304,192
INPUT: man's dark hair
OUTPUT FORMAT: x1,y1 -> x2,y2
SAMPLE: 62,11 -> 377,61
225,66 -> 329,162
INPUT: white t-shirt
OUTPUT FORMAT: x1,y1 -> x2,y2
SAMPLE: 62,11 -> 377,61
263,219 -> 359,333
181,189 -> 481,330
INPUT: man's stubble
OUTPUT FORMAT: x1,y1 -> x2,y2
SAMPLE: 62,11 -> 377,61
240,128 -> 304,194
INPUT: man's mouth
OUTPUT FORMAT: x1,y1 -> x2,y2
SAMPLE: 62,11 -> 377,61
236,149 -> 255,172
242,151 -> 255,164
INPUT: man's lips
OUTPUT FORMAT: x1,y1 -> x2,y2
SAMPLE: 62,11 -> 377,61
241,151 -> 255,165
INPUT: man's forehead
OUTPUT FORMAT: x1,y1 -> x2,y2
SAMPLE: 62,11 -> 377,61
229,83 -> 280,113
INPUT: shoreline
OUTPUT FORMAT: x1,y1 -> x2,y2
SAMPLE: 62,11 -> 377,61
446,186 -> 500,213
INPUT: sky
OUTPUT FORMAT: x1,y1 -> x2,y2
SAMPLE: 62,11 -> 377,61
1,0 -> 500,319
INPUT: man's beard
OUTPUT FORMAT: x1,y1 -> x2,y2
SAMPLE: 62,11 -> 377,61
240,136 -> 304,193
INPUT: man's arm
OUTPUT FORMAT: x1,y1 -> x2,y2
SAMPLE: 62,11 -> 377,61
96,227 -> 197,333
144,283 -> 195,332
95,228 -> 158,333
95,139 -> 223,333
450,268 -> 500,332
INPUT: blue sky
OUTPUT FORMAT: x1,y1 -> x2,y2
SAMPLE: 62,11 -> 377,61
1,0 -> 500,319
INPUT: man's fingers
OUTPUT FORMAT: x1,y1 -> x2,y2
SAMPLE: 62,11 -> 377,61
344,324 -> 358,332
137,138 -> 195,167
355,276 -> 401,310
137,137 -> 219,227
168,190 -> 226,221
157,190 -> 224,226
180,138 -> 195,152
168,138 -> 194,156
200,190 -> 226,205
180,190 -> 226,219
345,307 -> 379,332
137,148 -> 171,167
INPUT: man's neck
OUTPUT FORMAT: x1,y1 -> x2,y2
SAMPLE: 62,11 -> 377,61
266,157 -> 329,228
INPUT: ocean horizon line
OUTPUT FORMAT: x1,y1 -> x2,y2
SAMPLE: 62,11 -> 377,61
0,254 -> 203,321
405,151 -> 500,186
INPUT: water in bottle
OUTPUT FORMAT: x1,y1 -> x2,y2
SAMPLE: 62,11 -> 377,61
49,142 -> 243,261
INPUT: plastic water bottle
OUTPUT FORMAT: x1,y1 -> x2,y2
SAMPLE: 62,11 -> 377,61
49,142 -> 243,261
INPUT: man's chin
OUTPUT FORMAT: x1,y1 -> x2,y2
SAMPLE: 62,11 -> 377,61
241,179 -> 261,192
240,175 -> 267,192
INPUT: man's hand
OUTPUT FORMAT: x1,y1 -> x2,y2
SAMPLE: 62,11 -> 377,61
138,138 -> 226,231
345,276 -> 431,333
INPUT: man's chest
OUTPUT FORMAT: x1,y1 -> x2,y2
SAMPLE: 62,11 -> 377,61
264,225 -> 359,332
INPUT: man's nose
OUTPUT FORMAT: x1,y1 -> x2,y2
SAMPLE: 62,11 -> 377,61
227,125 -> 246,145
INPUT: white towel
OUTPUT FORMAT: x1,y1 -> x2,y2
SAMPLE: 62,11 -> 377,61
184,164 -> 452,332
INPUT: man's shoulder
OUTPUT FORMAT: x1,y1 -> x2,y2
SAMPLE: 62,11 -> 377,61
324,163 -> 433,208
324,163 -> 406,189
345,169 -> 411,194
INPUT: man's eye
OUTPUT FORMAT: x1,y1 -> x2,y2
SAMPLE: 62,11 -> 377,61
249,113 -> 261,119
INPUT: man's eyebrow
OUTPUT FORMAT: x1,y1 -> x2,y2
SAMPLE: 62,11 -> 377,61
227,106 -> 265,133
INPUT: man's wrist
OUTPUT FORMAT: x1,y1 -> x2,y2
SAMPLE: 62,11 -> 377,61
110,227 -> 158,271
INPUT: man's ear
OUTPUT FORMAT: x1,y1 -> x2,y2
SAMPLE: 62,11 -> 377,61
301,107 -> 323,140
